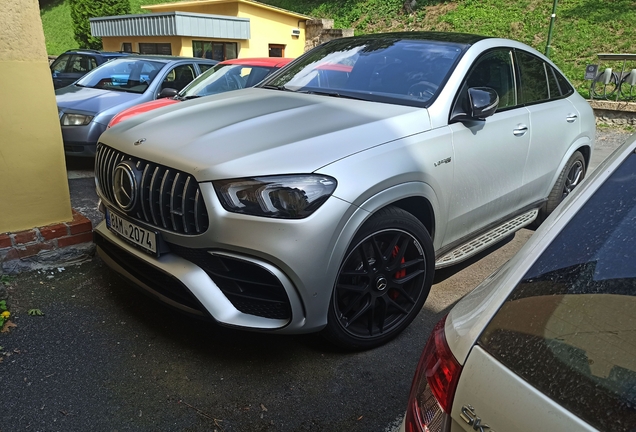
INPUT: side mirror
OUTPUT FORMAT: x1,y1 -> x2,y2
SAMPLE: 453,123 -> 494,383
467,87 -> 499,120
159,87 -> 178,99
451,87 -> 499,123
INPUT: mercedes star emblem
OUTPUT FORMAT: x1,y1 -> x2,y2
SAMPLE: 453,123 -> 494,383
113,161 -> 138,211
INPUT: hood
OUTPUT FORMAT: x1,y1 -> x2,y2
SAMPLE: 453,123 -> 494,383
108,98 -> 180,128
99,88 -> 430,180
56,86 -> 145,117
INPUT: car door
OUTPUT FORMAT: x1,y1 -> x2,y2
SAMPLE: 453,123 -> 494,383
445,48 -> 530,245
515,50 -> 582,205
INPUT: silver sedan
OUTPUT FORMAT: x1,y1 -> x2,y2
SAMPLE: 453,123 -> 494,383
93,32 -> 595,350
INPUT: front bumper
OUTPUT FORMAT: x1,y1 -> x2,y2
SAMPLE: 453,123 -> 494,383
94,191 -> 357,334
94,224 -> 302,330
61,121 -> 107,157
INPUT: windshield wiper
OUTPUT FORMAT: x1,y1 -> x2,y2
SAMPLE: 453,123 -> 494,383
261,84 -> 294,92
95,86 -> 137,93
297,89 -> 367,101
180,95 -> 200,100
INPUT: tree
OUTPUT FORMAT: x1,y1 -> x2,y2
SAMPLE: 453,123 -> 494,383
69,0 -> 130,50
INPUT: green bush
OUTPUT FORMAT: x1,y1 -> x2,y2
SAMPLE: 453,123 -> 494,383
69,0 -> 130,49
42,0 -> 636,94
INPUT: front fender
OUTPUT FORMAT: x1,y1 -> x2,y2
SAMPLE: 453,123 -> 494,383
323,182 -> 442,308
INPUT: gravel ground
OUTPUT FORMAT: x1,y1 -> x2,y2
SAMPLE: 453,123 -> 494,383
595,126 -> 633,154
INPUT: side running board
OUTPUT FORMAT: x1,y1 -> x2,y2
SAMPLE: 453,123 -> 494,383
435,209 -> 539,269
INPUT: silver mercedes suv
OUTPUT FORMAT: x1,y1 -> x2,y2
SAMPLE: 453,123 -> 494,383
93,32 -> 595,350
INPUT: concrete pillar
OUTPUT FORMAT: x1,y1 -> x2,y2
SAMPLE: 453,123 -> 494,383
0,0 -> 72,233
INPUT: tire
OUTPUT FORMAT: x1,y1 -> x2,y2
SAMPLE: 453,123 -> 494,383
321,206 -> 435,350
536,151 -> 586,225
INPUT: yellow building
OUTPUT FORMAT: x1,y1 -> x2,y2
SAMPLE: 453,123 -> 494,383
92,0 -> 312,60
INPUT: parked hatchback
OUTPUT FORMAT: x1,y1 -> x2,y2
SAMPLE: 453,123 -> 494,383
93,32 -> 595,350
50,49 -> 130,89
56,55 -> 217,157
401,133 -> 636,432
108,57 -> 293,127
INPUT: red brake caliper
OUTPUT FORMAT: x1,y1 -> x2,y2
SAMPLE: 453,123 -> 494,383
391,246 -> 406,299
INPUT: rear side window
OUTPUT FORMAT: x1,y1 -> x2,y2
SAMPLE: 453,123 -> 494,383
516,50 -> 549,104
198,63 -> 214,73
479,153 -> 636,432
69,55 -> 97,73
554,66 -> 575,97
515,51 -> 573,101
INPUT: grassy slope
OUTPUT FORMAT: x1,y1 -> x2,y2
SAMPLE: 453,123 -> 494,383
41,0 -> 636,95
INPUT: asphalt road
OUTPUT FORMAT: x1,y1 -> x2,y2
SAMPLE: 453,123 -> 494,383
0,128 -> 630,432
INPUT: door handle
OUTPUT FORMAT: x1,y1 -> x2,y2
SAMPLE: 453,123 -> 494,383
513,125 -> 528,137
566,114 -> 578,123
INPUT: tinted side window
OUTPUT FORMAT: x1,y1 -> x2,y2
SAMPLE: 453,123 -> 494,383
479,154 -> 636,432
545,65 -> 574,99
51,55 -> 70,73
162,64 -> 196,91
554,66 -> 575,97
69,55 -> 92,73
516,50 -> 549,104
198,63 -> 214,73
452,49 -> 516,117
546,66 -> 560,99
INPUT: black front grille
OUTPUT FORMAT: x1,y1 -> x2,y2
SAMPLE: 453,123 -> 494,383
95,143 -> 209,235
94,231 -> 206,315
169,244 -> 292,320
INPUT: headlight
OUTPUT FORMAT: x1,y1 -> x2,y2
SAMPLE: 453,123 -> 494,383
61,113 -> 93,126
214,175 -> 337,219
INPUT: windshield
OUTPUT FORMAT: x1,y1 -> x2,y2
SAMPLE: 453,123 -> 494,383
181,63 -> 278,98
260,38 -> 466,107
76,58 -> 165,94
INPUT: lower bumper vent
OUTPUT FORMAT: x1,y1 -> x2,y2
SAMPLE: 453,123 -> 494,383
169,244 -> 292,320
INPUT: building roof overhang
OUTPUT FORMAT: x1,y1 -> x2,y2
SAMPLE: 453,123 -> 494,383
142,0 -> 311,21
90,11 -> 250,40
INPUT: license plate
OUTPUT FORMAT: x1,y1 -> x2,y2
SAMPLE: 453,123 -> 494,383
106,209 -> 157,254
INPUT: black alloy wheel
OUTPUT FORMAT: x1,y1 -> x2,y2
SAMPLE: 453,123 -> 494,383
560,158 -> 585,200
322,207 -> 434,350
533,150 -> 587,228
546,151 -> 587,215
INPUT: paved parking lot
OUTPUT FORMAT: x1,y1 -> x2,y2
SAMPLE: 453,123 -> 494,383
0,128 -> 630,431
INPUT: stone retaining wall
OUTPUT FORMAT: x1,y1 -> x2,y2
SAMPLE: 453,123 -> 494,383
304,19 -> 354,52
589,100 -> 636,125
